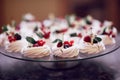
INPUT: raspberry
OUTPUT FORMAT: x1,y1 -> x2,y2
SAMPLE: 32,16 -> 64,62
57,42 -> 63,47
69,40 -> 74,46
8,36 -> 13,40
64,41 -> 69,45
37,40 -> 45,46
70,40 -> 74,44
44,32 -> 50,39
8,36 -> 16,43
84,36 -> 91,42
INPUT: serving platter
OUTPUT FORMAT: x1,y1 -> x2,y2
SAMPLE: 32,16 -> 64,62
0,35 -> 120,69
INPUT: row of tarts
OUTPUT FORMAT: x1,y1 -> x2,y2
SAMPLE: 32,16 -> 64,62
0,13 -> 117,58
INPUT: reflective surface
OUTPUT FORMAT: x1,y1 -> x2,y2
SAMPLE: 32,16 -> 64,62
0,35 -> 120,62
0,58 -> 115,80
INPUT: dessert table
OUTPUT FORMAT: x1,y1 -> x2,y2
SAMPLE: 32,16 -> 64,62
0,35 -> 120,80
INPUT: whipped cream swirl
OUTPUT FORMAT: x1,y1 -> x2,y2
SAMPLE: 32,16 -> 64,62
102,36 -> 115,45
53,46 -> 79,58
23,46 -> 50,58
6,40 -> 28,52
79,42 -> 105,54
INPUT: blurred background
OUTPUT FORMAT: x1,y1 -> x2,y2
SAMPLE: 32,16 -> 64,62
0,0 -> 120,32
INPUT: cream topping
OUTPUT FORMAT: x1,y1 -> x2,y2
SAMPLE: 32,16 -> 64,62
79,42 -> 105,54
23,46 -> 50,58
6,39 -> 28,53
101,35 -> 115,45
53,46 -> 79,58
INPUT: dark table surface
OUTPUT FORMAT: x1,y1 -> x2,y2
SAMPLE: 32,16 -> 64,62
0,39 -> 120,80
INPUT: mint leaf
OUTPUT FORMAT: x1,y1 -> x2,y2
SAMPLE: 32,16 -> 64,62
35,32 -> 43,38
70,33 -> 77,37
52,39 -> 62,43
2,26 -> 8,32
93,39 -> 98,43
102,27 -> 107,34
93,37 -> 102,43
85,19 -> 92,25
96,37 -> 102,41
26,37 -> 36,44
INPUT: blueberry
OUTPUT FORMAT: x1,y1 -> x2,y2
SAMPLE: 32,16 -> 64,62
14,33 -> 21,40
64,44 -> 70,49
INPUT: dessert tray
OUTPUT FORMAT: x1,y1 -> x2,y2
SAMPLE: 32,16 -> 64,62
0,36 -> 120,62
0,13 -> 120,69
0,36 -> 120,70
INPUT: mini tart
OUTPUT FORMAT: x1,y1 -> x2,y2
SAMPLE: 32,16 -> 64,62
23,46 -> 50,58
100,35 -> 115,45
6,39 -> 28,53
53,46 -> 79,58
79,41 -> 105,54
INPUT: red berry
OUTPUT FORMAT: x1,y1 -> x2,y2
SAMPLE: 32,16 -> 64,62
69,40 -> 74,46
43,41 -> 46,44
44,32 -> 50,39
112,34 -> 116,38
11,38 -> 16,42
69,43 -> 72,46
64,41 -> 69,45
84,36 -> 91,42
8,36 -> 13,40
57,42 -> 63,47
70,40 -> 74,44
8,36 -> 16,43
78,33 -> 82,38
33,43 -> 39,47
37,40 -> 45,46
